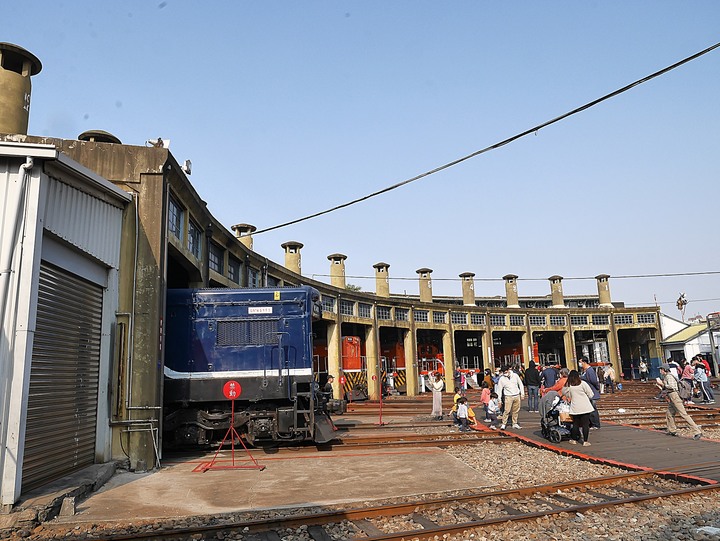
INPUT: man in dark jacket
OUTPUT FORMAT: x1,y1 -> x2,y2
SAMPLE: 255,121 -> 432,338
524,361 -> 542,412
578,357 -> 601,428
541,364 -> 558,388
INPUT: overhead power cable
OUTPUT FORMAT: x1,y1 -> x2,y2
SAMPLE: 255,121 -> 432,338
630,297 -> 720,306
253,40 -> 720,236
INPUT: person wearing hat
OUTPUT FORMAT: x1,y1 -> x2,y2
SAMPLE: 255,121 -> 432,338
656,364 -> 703,439
323,374 -> 335,395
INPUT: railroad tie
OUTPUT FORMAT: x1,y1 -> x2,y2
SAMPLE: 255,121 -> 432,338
454,507 -> 484,521
412,512 -> 439,530
549,493 -> 583,506
611,486 -> 646,498
245,532 -> 283,541
584,489 -> 618,502
354,519 -> 386,537
500,503 -> 523,515
530,497 -> 565,510
308,525 -> 334,541
638,482 -> 662,493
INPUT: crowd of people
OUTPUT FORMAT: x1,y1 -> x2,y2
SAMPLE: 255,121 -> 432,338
428,353 -> 715,445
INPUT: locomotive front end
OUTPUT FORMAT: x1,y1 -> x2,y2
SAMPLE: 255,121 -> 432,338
163,286 -> 337,447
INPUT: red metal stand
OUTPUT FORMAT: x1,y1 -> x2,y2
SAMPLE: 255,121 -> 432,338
195,398 -> 265,472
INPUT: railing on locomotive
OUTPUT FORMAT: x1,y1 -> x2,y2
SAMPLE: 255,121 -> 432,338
418,357 -> 445,375
381,356 -> 398,374
312,354 -> 329,382
458,355 -> 483,371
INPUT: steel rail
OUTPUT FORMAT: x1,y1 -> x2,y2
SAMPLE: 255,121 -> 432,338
353,483 -> 720,541
68,465 -> 720,541
329,433 -> 513,449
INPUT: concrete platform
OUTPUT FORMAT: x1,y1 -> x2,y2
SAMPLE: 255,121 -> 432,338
51,446 -> 494,524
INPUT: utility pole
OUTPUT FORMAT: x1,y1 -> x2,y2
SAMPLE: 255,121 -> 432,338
707,312 -> 720,377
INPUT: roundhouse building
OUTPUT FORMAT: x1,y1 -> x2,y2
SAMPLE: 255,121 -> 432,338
0,42 -> 662,505
2,130 -> 662,470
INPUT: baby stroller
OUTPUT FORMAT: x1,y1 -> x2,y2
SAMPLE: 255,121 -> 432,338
539,391 -> 572,443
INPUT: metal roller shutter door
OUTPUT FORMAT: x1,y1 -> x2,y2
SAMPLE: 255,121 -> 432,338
22,261 -> 103,492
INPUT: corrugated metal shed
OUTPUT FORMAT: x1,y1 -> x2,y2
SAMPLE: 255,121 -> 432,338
0,141 -> 129,505
43,177 -> 124,269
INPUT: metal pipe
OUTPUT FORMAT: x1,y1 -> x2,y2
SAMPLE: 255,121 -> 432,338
125,406 -> 163,410
124,192 -> 139,410
0,157 -> 33,462
0,157 -> 33,329
119,422 -> 161,468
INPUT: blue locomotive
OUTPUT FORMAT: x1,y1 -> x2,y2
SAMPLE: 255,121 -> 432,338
163,286 -> 345,446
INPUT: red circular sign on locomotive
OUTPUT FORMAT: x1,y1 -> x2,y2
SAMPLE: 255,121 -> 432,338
223,380 -> 242,400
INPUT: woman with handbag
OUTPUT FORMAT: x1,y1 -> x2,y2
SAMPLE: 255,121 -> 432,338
561,370 -> 596,447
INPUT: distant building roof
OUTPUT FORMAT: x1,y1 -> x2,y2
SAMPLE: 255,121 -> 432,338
661,324 -> 708,345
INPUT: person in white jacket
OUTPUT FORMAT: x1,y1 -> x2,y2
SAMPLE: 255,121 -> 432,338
496,366 -> 525,429
428,371 -> 445,420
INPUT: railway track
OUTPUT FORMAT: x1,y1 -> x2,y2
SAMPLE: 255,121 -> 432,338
342,390 -> 720,433
75,467 -> 720,541
329,430 -> 513,449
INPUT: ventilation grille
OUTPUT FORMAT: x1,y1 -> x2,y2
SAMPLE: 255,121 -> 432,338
217,319 -> 279,346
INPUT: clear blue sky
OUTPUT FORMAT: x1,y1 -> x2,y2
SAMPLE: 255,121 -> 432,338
5,1 -> 720,319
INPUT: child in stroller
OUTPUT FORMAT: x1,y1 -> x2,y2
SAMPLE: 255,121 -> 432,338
539,390 -> 572,443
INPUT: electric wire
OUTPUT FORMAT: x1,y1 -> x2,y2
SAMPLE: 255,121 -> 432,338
253,40 -> 720,236
630,297 -> 720,306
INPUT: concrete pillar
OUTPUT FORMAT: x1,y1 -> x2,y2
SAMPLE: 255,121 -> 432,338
327,253 -> 347,288
442,330 -> 455,391
404,326 -> 418,397
480,331 -> 491,371
608,320 -> 621,377
327,321 -> 341,399
374,262 -> 390,298
365,324 -> 380,400
0,43 -> 42,135
596,274 -> 612,307
460,272 -> 475,306
521,330 -> 531,368
486,318 -> 495,369
564,331 -> 575,367
281,241 -> 303,275
231,223 -> 256,250
416,268 -> 433,303
549,275 -> 565,308
504,274 -> 520,308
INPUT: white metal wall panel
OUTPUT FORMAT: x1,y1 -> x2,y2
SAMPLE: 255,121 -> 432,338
43,177 -> 123,269
21,261 -> 103,491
